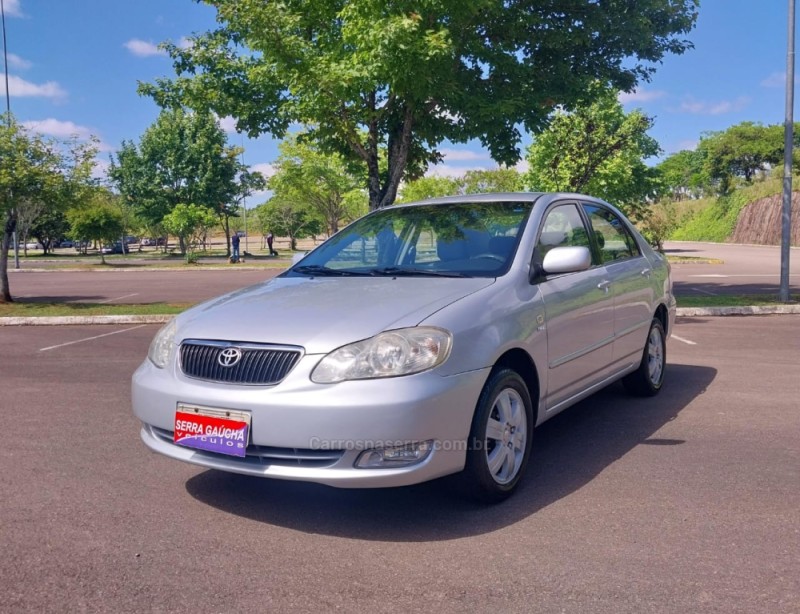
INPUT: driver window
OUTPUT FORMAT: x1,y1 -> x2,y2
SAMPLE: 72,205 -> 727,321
537,204 -> 591,258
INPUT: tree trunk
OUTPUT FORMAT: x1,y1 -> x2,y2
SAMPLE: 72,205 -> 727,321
0,210 -> 15,303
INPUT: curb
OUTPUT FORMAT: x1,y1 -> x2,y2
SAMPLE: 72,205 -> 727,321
0,315 -> 175,326
675,305 -> 800,317
2,306 -> 799,326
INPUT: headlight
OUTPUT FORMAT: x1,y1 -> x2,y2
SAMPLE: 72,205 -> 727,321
147,319 -> 177,369
311,327 -> 452,383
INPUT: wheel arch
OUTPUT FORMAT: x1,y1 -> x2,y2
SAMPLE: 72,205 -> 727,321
654,302 -> 669,335
493,348 -> 541,423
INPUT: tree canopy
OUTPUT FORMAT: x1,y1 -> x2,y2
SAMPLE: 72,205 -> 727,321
268,134 -> 367,235
141,0 -> 698,210
1,115 -> 98,301
108,108 -> 263,253
397,168 -> 523,203
524,85 -> 661,217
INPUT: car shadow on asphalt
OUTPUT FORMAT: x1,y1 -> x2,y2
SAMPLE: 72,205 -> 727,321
185,363 -> 716,541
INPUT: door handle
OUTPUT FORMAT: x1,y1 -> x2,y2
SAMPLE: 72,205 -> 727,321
597,280 -> 611,293
641,268 -> 652,276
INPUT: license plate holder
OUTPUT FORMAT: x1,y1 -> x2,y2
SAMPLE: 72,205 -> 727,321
174,403 -> 251,458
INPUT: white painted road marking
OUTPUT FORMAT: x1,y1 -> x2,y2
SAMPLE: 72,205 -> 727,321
39,325 -> 147,352
672,335 -> 697,346
98,293 -> 139,304
692,288 -> 718,296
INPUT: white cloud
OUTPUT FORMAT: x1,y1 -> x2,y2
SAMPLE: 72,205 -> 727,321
22,118 -> 112,151
619,88 -> 667,104
91,157 -> 110,180
439,148 -> 491,162
23,118 -> 93,139
3,0 -> 23,17
674,96 -> 750,115
217,115 -> 239,133
178,36 -> 194,50
760,72 -> 799,88
123,39 -> 166,58
425,164 -> 486,179
1,75 -> 66,100
250,163 -> 276,178
7,53 -> 32,70
761,72 -> 786,88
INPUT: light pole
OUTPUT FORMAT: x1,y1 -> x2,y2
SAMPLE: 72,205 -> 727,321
241,135 -> 248,256
0,0 -> 20,270
780,0 -> 796,303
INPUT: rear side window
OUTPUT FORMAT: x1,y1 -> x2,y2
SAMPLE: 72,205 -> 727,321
583,205 -> 641,263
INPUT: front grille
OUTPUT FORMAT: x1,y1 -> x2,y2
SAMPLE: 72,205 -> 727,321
151,426 -> 344,467
180,339 -> 302,385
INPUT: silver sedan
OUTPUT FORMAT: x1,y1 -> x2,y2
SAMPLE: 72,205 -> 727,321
132,193 -> 676,501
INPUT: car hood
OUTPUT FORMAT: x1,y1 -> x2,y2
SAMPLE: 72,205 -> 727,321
175,275 -> 495,354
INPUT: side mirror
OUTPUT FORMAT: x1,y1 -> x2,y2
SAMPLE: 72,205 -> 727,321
542,246 -> 592,275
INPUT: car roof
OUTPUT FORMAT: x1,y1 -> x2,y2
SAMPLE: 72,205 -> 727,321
391,192 -> 612,208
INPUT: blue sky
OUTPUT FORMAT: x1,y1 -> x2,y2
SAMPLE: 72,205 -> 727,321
2,0 -> 796,194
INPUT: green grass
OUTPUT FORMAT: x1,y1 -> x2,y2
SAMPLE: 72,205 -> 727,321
666,256 -> 724,264
676,294 -> 798,308
670,177 -> 791,242
0,302 -> 192,317
1,296 -> 796,318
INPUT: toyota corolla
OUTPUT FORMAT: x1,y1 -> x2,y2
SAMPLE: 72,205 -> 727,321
132,193 -> 676,501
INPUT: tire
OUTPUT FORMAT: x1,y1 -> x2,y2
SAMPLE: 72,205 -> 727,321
462,368 -> 534,503
623,318 -> 666,397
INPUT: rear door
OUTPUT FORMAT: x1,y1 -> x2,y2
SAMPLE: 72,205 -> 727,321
582,204 -> 655,367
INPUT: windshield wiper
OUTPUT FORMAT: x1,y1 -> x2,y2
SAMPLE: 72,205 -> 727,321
293,265 -> 370,276
370,266 -> 470,278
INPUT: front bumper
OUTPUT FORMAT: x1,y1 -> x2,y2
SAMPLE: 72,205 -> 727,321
132,355 -> 489,488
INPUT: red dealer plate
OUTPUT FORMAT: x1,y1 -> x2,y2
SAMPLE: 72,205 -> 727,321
174,404 -> 251,458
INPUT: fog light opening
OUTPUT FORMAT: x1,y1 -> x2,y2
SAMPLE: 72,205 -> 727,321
355,440 -> 434,469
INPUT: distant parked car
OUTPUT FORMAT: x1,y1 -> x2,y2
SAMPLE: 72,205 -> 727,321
133,192 -> 676,502
24,241 -> 43,250
143,237 -> 167,247
59,240 -> 74,248
124,235 -> 139,245
101,242 -> 126,254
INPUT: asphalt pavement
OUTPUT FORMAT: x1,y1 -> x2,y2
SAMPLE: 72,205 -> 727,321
1,316 -> 797,612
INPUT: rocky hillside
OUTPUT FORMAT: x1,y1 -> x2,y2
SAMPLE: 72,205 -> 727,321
731,192 -> 800,245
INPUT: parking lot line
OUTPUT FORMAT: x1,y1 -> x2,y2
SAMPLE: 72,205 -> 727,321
98,293 -> 139,304
38,325 -> 147,352
671,335 -> 697,346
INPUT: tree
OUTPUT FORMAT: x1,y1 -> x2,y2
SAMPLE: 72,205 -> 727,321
141,0 -> 698,211
254,198 -> 324,251
66,196 -> 124,265
1,115 -> 96,301
108,108 -> 256,254
697,122 -> 785,195
655,149 -> 707,201
222,168 -> 267,256
524,85 -> 661,218
397,167 -> 522,203
161,203 -> 218,263
397,176 -> 460,203
461,168 -> 524,195
268,135 -> 366,235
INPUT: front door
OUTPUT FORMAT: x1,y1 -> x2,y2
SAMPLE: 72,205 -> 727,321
536,203 -> 614,410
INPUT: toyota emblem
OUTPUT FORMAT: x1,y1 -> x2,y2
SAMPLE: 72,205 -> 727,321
218,347 -> 242,367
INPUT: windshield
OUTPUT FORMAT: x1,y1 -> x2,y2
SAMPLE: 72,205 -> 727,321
287,201 -> 533,278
